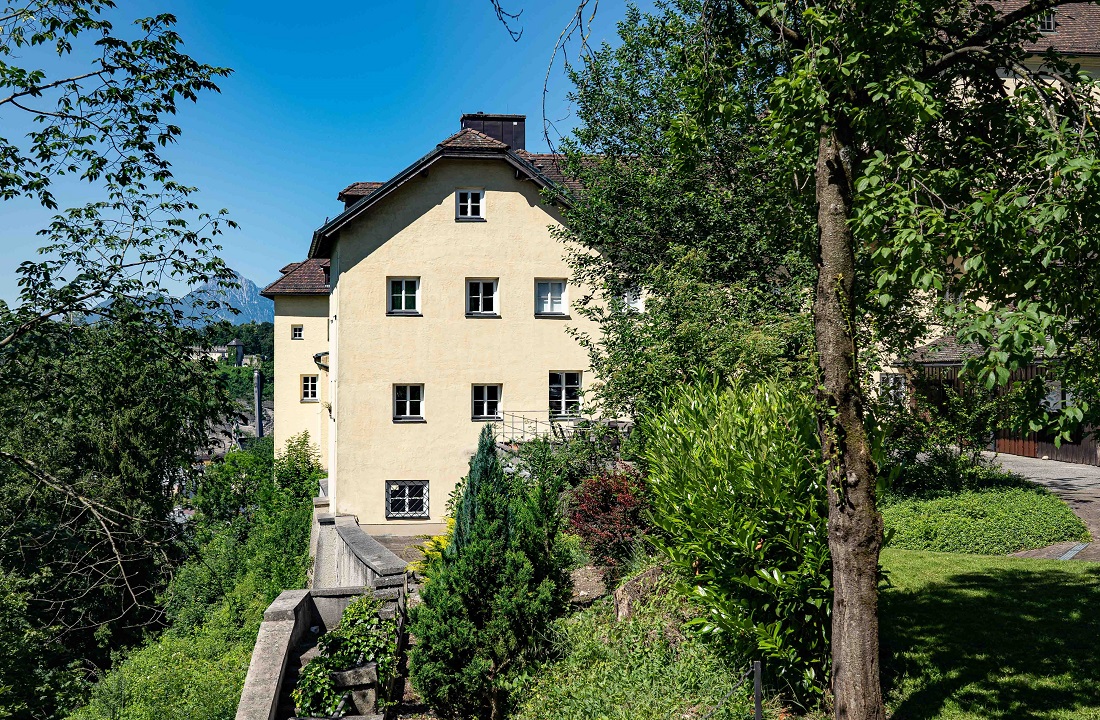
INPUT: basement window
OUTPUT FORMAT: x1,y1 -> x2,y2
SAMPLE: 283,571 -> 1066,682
456,189 -> 484,220
387,480 -> 429,519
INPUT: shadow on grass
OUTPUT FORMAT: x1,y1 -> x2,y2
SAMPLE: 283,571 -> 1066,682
881,562 -> 1100,719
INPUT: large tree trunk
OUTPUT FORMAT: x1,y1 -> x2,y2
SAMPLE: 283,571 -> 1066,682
813,130 -> 886,720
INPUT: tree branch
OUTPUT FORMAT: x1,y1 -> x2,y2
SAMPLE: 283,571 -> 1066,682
731,0 -> 805,48
922,0 -> 1080,79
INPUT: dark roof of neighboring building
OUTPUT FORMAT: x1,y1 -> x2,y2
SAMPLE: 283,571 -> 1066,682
899,336 -> 983,366
261,258 -> 331,297
997,1 -> 1100,56
515,151 -> 584,193
279,262 -> 302,274
308,127 -> 577,258
337,181 -> 385,203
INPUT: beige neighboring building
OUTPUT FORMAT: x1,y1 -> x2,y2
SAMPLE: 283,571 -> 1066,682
263,113 -> 597,534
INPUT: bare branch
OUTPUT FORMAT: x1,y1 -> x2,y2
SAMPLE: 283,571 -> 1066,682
489,0 -> 524,42
731,0 -> 805,48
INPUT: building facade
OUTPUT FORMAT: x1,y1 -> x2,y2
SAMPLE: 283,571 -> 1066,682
263,114 -> 597,533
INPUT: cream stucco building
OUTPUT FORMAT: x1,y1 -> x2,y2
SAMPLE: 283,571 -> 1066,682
263,114 -> 598,534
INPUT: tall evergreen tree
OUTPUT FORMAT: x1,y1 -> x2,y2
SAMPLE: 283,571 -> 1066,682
410,425 -> 569,720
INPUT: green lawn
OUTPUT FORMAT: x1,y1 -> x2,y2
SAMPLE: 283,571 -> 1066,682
881,549 -> 1100,719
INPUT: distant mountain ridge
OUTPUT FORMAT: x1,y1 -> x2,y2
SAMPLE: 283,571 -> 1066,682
180,270 -> 274,325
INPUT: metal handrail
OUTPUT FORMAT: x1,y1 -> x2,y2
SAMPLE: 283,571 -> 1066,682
498,410 -> 585,444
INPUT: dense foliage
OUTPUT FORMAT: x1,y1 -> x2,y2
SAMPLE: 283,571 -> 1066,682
557,2 -> 814,423
568,467 -> 649,580
642,379 -> 830,704
0,310 -> 236,717
292,595 -> 399,717
514,565 -> 759,720
0,4 -> 235,717
70,434 -> 323,720
410,426 -> 572,720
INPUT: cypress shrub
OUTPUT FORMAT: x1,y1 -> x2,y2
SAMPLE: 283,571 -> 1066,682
410,425 -> 570,720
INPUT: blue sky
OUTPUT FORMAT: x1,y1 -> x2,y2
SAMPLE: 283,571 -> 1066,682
0,0 -> 645,303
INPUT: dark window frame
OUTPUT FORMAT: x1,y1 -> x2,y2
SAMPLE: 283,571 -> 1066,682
386,480 -> 429,519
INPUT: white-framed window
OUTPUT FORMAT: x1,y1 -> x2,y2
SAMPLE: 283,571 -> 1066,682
623,288 -> 645,313
301,375 -> 319,402
1038,10 -> 1056,33
456,189 -> 484,220
535,280 -> 567,316
549,371 -> 581,417
386,480 -> 429,519
291,325 -> 304,340
388,277 -> 420,314
394,384 -> 424,420
466,279 -> 498,316
472,384 -> 502,420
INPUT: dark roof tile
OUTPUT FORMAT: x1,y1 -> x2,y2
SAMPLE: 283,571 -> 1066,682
337,181 -> 385,203
262,258 -> 331,297
438,127 -> 510,151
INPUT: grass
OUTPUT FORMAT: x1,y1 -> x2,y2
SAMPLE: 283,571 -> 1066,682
513,565 -> 774,720
881,549 -> 1100,719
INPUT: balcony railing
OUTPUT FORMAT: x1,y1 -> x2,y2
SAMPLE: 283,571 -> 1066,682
498,410 -> 585,444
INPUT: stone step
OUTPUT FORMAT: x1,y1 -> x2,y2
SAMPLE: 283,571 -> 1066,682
372,573 -> 405,589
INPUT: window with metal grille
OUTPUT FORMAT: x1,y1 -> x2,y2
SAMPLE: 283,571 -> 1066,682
535,280 -> 566,315
389,277 -> 420,314
467,279 -> 498,315
456,189 -> 484,219
394,384 -> 424,420
386,480 -> 428,519
549,371 -> 581,416
301,375 -> 319,402
1039,10 -> 1056,33
472,384 -> 502,420
879,373 -> 907,407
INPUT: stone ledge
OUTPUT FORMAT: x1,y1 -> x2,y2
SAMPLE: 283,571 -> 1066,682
334,516 -> 408,578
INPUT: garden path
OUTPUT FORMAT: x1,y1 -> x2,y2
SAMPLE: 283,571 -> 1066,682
984,452 -> 1100,561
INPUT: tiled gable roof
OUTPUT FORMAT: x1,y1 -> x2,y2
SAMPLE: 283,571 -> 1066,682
438,127 -> 510,151
899,336 -> 983,366
1026,3 -> 1100,56
995,1 -> 1100,56
337,181 -> 384,204
515,151 -> 585,193
279,262 -> 302,274
261,258 -> 331,297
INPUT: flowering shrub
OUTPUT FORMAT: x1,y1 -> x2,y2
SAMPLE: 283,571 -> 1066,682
569,467 -> 649,577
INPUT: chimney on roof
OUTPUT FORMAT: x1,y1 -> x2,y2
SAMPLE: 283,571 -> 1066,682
461,112 -> 525,150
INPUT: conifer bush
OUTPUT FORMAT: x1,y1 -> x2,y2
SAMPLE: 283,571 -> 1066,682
410,425 -> 571,720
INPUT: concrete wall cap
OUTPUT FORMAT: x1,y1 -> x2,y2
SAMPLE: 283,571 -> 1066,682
262,589 -> 311,622
334,519 -> 408,577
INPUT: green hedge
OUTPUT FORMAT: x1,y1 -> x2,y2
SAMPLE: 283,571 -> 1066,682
882,487 -> 1088,555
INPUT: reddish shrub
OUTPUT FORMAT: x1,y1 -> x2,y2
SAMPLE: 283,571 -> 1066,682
568,467 -> 649,575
